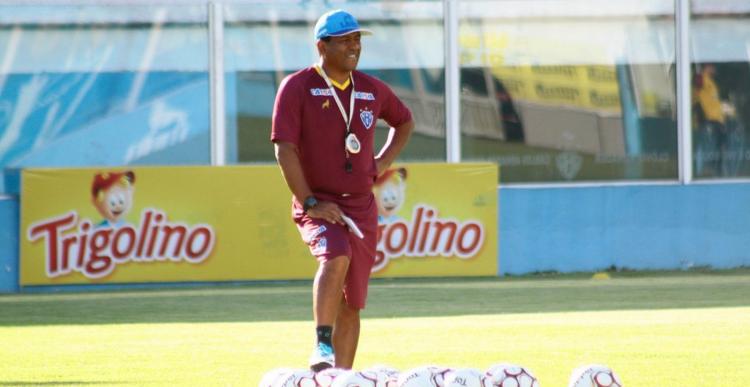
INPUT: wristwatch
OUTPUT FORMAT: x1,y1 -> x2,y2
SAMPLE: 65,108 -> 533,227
302,195 -> 319,213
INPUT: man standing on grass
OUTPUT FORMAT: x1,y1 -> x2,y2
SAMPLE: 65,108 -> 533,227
271,9 -> 414,371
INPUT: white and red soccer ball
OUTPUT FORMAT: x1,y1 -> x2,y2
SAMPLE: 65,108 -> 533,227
397,365 -> 453,387
263,362 -> 626,387
444,368 -> 484,387
260,368 -> 295,387
482,363 -> 539,387
314,368 -> 347,387
365,365 -> 400,387
568,364 -> 623,387
259,368 -> 317,387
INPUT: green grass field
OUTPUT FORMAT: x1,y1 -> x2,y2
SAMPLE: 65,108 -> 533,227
1,269 -> 749,386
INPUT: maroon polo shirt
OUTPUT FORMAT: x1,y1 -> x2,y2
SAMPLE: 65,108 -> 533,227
271,66 -> 412,196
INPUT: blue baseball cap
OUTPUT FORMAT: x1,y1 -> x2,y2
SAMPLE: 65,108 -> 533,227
314,9 -> 372,40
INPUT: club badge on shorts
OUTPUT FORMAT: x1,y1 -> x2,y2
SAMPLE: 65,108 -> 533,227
360,108 -> 374,129
345,133 -> 361,154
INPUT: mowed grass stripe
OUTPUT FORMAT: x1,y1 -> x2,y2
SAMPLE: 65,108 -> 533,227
1,271 -> 749,325
356,308 -> 750,387
1,307 -> 747,386
0,271 -> 748,385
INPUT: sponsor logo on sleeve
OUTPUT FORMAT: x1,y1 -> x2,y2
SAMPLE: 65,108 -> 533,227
354,91 -> 375,101
310,88 -> 333,96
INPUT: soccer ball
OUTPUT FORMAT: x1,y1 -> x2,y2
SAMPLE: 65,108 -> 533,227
331,370 -> 385,387
276,369 -> 317,387
568,364 -> 623,387
444,368 -> 484,387
398,366 -> 452,387
430,366 -> 452,387
365,365 -> 400,387
365,365 -> 400,378
483,364 -> 539,387
315,368 -> 347,387
259,368 -> 295,387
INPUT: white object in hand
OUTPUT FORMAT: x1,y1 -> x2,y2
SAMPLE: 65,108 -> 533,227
340,214 -> 364,239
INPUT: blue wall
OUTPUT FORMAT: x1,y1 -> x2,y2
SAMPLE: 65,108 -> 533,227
0,197 -> 19,292
499,183 -> 750,275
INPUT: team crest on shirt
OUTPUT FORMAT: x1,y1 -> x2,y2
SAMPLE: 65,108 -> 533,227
360,108 -> 374,129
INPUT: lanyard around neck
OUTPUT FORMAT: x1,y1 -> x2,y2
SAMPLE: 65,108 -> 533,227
317,64 -> 355,135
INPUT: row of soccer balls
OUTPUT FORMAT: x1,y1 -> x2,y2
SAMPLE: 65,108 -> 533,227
261,363 -> 623,387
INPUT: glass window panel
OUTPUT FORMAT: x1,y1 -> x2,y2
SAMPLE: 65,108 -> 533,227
224,1 -> 445,164
691,0 -> 750,179
0,5 -> 210,186
459,0 -> 677,183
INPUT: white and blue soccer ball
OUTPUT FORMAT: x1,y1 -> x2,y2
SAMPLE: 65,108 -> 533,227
444,368 -> 484,387
482,363 -> 539,387
568,364 -> 622,387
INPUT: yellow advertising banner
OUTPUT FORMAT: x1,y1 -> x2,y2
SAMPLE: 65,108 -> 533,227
459,27 -> 621,112
491,65 -> 621,111
20,164 -> 497,286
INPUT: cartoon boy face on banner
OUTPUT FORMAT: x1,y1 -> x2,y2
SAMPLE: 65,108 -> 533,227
373,167 -> 407,223
91,171 -> 135,227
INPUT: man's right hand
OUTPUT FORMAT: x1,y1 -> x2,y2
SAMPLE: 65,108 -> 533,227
306,201 -> 344,225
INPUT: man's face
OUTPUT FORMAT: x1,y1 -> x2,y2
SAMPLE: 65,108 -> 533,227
321,32 -> 362,72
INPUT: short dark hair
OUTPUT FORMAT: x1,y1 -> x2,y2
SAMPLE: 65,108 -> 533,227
320,36 -> 331,42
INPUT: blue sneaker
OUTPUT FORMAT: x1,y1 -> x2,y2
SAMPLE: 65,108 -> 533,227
309,342 -> 335,372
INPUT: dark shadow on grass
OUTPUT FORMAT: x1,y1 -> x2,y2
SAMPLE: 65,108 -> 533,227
1,270 -> 749,326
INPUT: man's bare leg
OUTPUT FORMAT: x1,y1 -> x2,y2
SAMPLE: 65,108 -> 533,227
310,256 -> 349,371
332,299 -> 361,369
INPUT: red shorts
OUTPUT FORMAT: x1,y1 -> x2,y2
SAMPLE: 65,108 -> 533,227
293,192 -> 378,309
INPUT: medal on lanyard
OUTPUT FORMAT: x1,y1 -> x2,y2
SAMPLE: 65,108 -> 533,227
317,64 -> 359,171
345,133 -> 361,154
